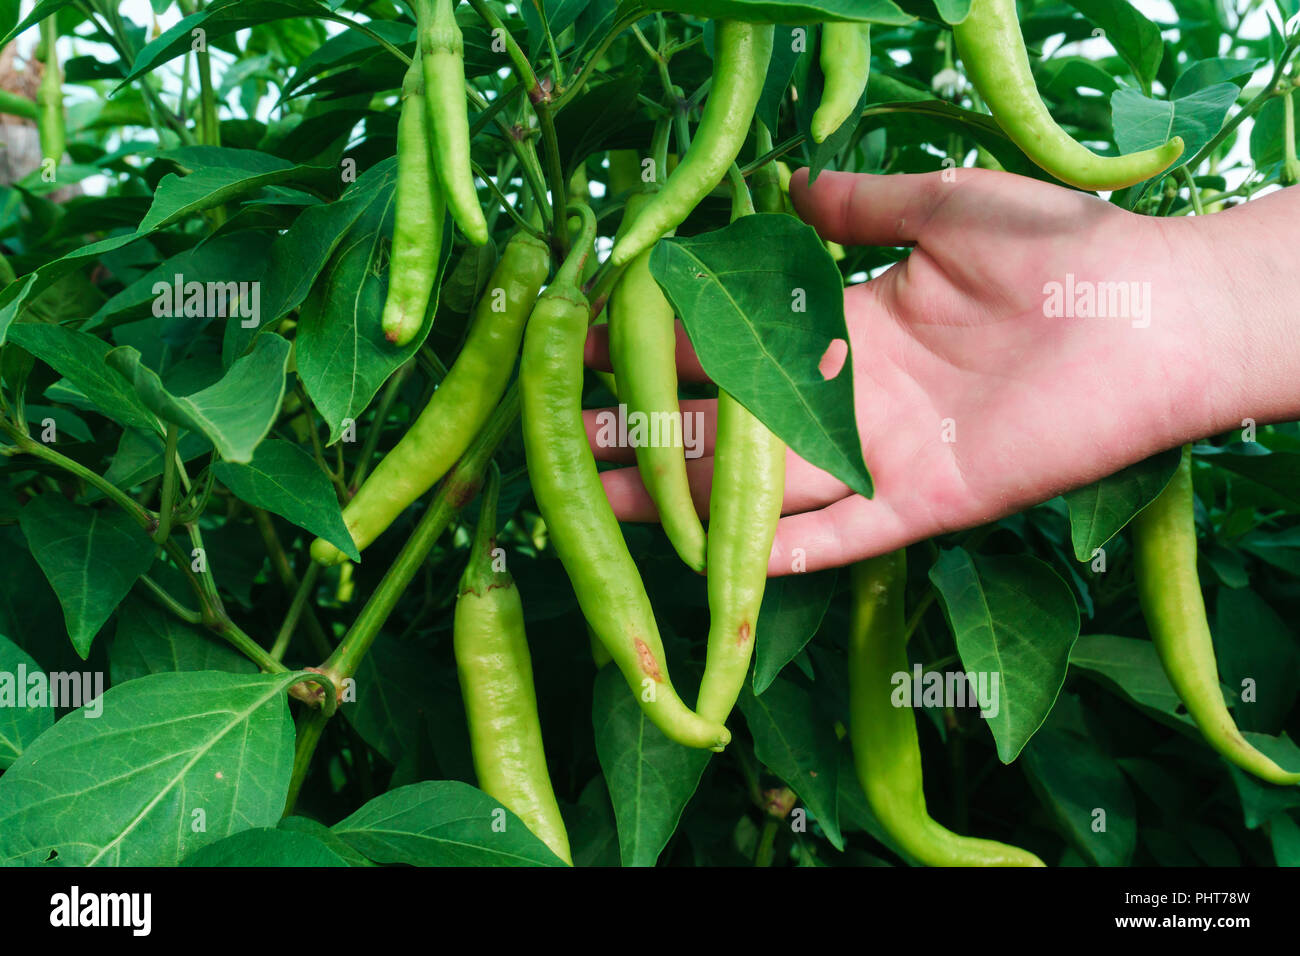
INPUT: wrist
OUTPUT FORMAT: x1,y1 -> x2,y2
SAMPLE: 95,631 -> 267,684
1167,191 -> 1300,442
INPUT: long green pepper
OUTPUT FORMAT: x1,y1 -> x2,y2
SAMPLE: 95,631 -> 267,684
849,552 -> 1046,867
455,467 -> 573,864
811,22 -> 870,144
608,192 -> 708,572
953,0 -> 1183,190
418,0 -> 490,246
312,231 -> 549,565
381,55 -> 446,347
694,164 -> 785,724
611,21 -> 774,266
1133,446 -> 1300,785
521,205 -> 730,752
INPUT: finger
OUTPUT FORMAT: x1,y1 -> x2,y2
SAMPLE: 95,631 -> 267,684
584,321 -> 711,383
600,434 -> 852,520
788,167 -> 950,247
766,493 -> 912,577
584,398 -> 719,463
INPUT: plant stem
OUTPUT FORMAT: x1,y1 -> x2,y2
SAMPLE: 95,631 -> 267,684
465,0 -> 543,102
317,384 -> 521,689
270,562 -> 321,663
536,101 -> 568,245
137,574 -> 203,624
154,423 -> 179,544
552,10 -> 642,110
284,707 -> 328,816
350,359 -> 411,490
252,507 -> 335,659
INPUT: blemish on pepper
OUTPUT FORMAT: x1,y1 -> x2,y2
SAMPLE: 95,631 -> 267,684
736,622 -> 751,647
634,638 -> 663,682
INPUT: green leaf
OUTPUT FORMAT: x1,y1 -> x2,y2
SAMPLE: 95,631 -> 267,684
1069,633 -> 1195,725
1066,0 -> 1163,89
929,549 -> 1079,762
0,634 -> 54,770
1171,56 -> 1265,99
647,0 -> 913,23
120,0 -> 333,86
19,495 -> 156,659
1112,82 -> 1239,197
278,816 -> 376,866
101,428 -> 212,494
592,664 -> 711,866
180,827 -> 351,866
1020,718 -> 1136,866
332,781 -> 567,866
651,214 -> 870,498
1213,588 -> 1300,734
757,25 -> 806,135
213,439 -> 357,560
1063,448 -> 1181,560
752,568 -> 836,694
1250,92 -> 1300,170
6,323 -> 161,434
88,231 -> 276,332
344,633 -> 440,766
738,676 -> 843,849
108,596 -> 256,683
1198,444 -> 1300,512
0,670 -> 302,866
294,162 -> 452,443
106,333 -> 290,464
1270,812 -> 1300,866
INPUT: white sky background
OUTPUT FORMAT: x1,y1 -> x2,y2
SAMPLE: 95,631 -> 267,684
10,1 -> 1292,195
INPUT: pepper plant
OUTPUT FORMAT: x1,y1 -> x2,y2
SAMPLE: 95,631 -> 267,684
0,0 -> 1298,869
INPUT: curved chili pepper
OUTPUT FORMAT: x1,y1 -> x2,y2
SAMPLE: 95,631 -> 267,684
811,22 -> 871,144
953,0 -> 1183,190
311,230 -> 549,565
610,21 -> 774,266
521,204 -> 731,751
1133,446 -> 1300,785
849,552 -> 1047,866
694,163 -> 785,724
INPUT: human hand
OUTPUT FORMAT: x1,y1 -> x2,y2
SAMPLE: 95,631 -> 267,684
585,166 -> 1274,574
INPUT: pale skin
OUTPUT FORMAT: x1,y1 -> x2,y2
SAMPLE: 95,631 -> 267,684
584,166 -> 1300,576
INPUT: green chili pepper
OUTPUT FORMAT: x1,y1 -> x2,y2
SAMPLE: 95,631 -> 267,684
311,230 -> 549,566
36,16 -> 65,166
953,0 -> 1183,190
418,0 -> 490,246
381,56 -> 447,347
521,204 -> 731,752
455,466 -> 573,865
811,22 -> 870,144
610,21 -> 774,266
849,552 -> 1047,867
608,192 -> 708,572
695,165 -> 785,723
1133,446 -> 1300,785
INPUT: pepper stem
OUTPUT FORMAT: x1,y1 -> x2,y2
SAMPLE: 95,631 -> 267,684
551,202 -> 597,291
